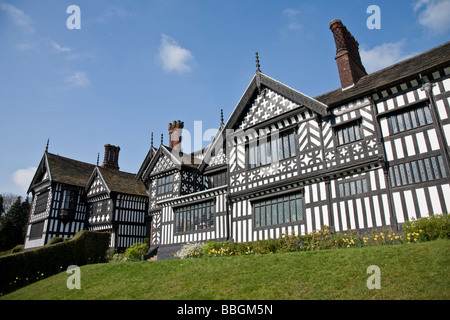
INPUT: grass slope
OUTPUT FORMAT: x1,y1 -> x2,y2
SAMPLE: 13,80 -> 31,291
1,240 -> 449,300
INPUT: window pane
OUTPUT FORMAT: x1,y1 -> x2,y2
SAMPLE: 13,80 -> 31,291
266,140 -> 272,164
260,141 -> 267,166
289,131 -> 296,156
254,207 -> 260,227
289,199 -> 296,223
278,136 -> 284,160
391,116 -> 398,133
397,114 -> 405,132
271,139 -> 278,162
337,129 -> 344,145
260,206 -> 266,226
283,134 -> 290,159
249,144 -> 255,168
393,165 -> 402,186
342,128 -> 349,144
348,125 -> 355,142
417,160 -> 427,181
431,157 -> 440,179
344,182 -> 350,196
354,125 -> 361,140
339,183 -> 344,197
410,110 -> 418,127
424,105 -> 433,124
265,203 -> 271,225
424,158 -> 433,180
356,179 -> 362,194
399,164 -> 408,185
296,198 -> 303,221
438,155 -> 447,178
362,179 -> 368,193
350,181 -> 356,195
404,162 -> 413,184
404,112 -> 412,130
417,107 -> 426,126
411,161 -> 421,183
272,202 -> 277,225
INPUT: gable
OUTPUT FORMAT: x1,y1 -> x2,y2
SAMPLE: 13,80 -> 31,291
226,72 -> 328,131
238,88 -> 301,130
151,151 -> 178,176
86,169 -> 109,198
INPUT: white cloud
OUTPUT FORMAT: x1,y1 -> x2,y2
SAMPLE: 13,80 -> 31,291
12,167 -> 36,194
0,3 -> 34,34
50,40 -> 71,53
282,8 -> 302,30
65,71 -> 90,87
157,34 -> 194,74
360,41 -> 417,73
414,0 -> 450,34
97,6 -> 133,23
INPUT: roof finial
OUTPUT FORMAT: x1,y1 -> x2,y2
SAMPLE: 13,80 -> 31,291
161,133 -> 163,145
45,138 -> 49,153
151,132 -> 154,148
220,109 -> 224,125
255,52 -> 261,72
97,152 -> 100,166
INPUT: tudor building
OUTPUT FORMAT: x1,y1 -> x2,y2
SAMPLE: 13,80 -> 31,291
24,19 -> 450,259
24,144 -> 149,251
138,20 -> 450,259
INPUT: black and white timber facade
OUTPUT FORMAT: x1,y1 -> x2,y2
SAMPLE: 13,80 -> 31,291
24,20 -> 450,259
24,144 -> 149,252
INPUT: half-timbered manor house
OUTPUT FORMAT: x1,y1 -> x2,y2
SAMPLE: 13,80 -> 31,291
24,20 -> 450,259
24,144 -> 149,251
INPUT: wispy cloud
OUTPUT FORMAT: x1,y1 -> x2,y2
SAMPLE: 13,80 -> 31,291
12,167 -> 36,194
1,2 -> 34,34
157,34 -> 194,74
360,41 -> 417,73
282,8 -> 302,30
96,6 -> 134,23
49,40 -> 71,53
65,71 -> 90,88
413,0 -> 450,34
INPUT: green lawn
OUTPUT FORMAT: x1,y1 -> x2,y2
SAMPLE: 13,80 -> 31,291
1,239 -> 449,300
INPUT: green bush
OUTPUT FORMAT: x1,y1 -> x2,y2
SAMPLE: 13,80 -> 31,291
0,231 -> 110,294
403,214 -> 450,241
123,242 -> 149,261
45,237 -> 67,246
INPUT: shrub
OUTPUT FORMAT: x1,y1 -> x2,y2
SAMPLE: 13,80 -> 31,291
124,242 -> 149,261
0,231 -> 110,294
45,237 -> 67,246
175,242 -> 206,259
403,214 -> 450,241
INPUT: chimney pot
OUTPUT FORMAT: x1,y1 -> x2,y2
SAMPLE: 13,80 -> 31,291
168,120 -> 184,150
102,144 -> 120,170
330,20 -> 367,89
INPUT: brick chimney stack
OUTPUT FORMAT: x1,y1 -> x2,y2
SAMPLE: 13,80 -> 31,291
330,19 -> 367,89
168,120 -> 184,151
102,144 -> 120,170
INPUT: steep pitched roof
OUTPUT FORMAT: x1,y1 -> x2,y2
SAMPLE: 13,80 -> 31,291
87,166 -> 147,197
28,152 -> 96,193
315,41 -> 450,107
226,71 -> 328,131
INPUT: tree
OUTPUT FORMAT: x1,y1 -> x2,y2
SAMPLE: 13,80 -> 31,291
0,196 -> 30,251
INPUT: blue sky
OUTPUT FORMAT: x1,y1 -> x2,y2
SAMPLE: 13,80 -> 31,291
1,0 -> 449,197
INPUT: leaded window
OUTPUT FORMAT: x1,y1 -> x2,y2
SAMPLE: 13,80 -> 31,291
34,191 -> 49,215
157,174 -> 174,195
247,128 -> 296,169
253,191 -> 303,227
175,200 -> 215,233
334,121 -> 362,146
389,155 -> 447,187
388,103 -> 433,135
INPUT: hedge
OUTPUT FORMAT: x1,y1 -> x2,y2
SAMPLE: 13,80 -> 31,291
0,231 -> 110,294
